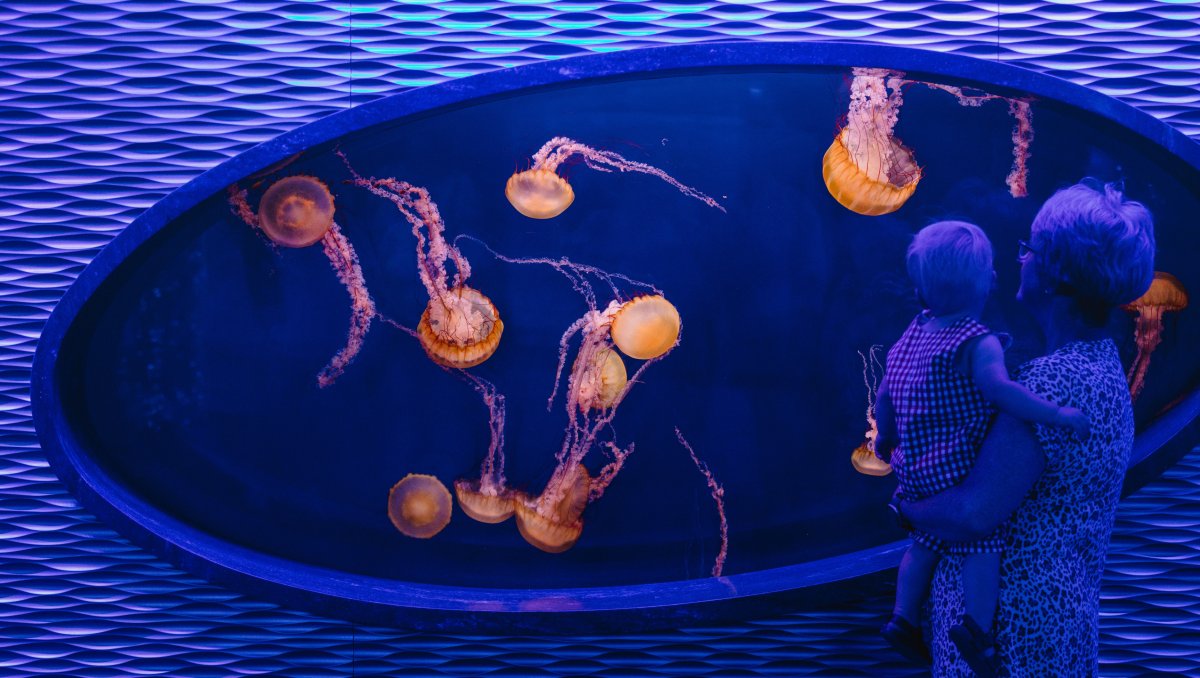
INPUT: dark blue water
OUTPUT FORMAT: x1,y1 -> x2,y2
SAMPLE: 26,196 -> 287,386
60,70 -> 1200,588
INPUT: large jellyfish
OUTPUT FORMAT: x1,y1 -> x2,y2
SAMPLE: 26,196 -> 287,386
851,345 -> 892,477
823,69 -> 921,217
506,137 -> 726,219
388,473 -> 453,539
228,177 -> 376,388
1123,271 -> 1189,400
676,428 -> 728,578
341,154 -> 503,369
823,69 -> 1034,216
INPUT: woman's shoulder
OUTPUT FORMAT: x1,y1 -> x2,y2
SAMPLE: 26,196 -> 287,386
1015,339 -> 1122,404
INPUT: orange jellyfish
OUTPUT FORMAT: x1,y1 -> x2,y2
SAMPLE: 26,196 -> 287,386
611,294 -> 682,361
1123,271 -> 1189,400
453,373 -> 518,524
676,428 -> 728,577
341,155 -> 503,369
506,136 -> 725,219
823,68 -> 921,216
228,176 -> 376,388
387,473 -> 453,539
852,345 -> 892,476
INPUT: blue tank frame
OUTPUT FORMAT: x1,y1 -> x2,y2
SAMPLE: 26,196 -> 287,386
31,41 -> 1200,632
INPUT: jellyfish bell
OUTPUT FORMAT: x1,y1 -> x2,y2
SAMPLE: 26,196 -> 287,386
851,441 -> 892,477
454,478 -> 515,524
417,286 -> 505,369
387,473 -> 453,539
576,348 -> 628,411
1122,271 -> 1189,399
610,295 -> 681,361
258,175 -> 336,247
505,168 -> 575,219
822,128 -> 921,217
515,464 -> 591,554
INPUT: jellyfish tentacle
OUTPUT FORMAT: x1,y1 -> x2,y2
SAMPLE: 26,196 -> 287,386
532,137 -> 726,212
316,222 -> 377,388
228,180 -> 376,388
676,428 -> 728,578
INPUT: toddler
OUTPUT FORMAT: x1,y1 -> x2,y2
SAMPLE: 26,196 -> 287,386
873,221 -> 1089,674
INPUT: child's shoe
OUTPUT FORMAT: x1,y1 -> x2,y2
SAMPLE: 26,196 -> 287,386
949,614 -> 997,677
880,614 -> 931,665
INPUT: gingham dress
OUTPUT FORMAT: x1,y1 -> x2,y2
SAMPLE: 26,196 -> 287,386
887,312 -> 1006,555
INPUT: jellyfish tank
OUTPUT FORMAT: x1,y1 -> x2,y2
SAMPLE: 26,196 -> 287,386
32,43 -> 1200,631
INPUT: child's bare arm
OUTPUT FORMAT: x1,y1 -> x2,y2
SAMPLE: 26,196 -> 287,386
874,375 -> 899,460
971,335 -> 1090,436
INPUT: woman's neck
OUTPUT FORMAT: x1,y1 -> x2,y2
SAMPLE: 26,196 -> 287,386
1037,298 -> 1108,352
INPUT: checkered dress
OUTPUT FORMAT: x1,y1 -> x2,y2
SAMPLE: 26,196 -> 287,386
887,312 -> 1006,555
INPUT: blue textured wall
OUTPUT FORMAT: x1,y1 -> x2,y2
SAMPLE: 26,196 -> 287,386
3,1 -> 1200,675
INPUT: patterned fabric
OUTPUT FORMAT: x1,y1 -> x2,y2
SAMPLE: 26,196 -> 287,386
929,339 -> 1135,678
886,312 -> 1005,555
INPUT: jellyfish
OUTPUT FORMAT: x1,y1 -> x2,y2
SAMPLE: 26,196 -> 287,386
1123,271 -> 1189,400
387,473 -> 453,539
824,69 -> 1035,216
341,154 -> 503,369
852,345 -> 892,476
823,69 -> 921,216
611,294 -> 682,361
506,136 -> 725,219
228,177 -> 376,388
453,373 -> 517,524
513,463 -> 591,553
676,428 -> 728,578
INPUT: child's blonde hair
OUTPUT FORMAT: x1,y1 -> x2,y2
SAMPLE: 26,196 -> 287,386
906,221 -> 994,315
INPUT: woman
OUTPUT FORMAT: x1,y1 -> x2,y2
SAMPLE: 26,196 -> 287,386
894,180 -> 1156,677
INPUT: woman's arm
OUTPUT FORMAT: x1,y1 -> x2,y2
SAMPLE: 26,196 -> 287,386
899,412 -> 1046,542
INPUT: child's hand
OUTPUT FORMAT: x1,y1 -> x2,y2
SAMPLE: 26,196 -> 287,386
1056,407 -> 1091,437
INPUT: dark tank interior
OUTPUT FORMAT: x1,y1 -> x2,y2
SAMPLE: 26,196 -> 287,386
57,68 -> 1200,589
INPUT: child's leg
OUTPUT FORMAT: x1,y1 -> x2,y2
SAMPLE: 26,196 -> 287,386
961,552 -> 1000,631
893,541 -> 940,624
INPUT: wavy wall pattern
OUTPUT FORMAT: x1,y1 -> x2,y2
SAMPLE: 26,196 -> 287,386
2,0 -> 1199,675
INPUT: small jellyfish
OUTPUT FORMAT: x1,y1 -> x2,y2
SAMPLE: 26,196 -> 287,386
676,428 -> 728,578
387,473 -> 453,539
341,155 -> 504,369
506,136 -> 725,219
228,176 -> 376,389
852,345 -> 892,477
823,69 -> 921,216
514,464 -> 591,553
1123,271 -> 1189,400
453,373 -> 517,524
258,175 -> 335,248
417,286 -> 504,370
610,294 -> 682,361
574,348 -> 627,412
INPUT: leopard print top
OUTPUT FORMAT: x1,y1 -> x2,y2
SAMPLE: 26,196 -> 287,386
928,339 -> 1134,677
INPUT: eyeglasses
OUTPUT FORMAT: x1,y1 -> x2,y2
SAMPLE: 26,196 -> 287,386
1017,239 -> 1039,260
